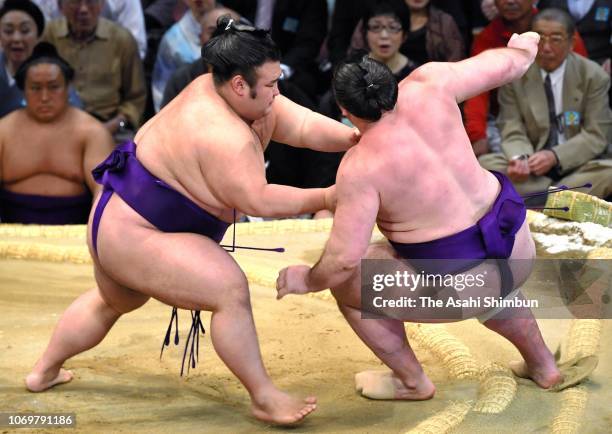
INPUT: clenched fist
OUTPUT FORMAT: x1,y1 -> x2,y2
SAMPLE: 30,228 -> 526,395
507,32 -> 540,64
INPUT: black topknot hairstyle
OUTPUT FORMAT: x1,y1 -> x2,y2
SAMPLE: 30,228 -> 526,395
201,14 -> 280,87
15,42 -> 75,90
333,54 -> 398,122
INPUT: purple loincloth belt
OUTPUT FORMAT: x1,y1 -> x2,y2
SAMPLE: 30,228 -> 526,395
389,171 -> 526,298
91,140 -> 231,375
91,141 -> 230,255
0,188 -> 91,225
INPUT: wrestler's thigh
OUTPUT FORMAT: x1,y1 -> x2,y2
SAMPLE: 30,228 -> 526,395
93,262 -> 150,314
508,218 -> 536,288
97,223 -> 247,312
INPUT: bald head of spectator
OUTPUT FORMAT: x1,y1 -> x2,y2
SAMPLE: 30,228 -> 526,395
185,0 -> 216,20
494,0 -> 535,23
199,7 -> 240,46
532,8 -> 574,73
59,0 -> 103,41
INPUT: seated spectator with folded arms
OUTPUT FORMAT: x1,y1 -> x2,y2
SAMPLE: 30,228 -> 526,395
479,9 -> 612,201
0,43 -> 114,224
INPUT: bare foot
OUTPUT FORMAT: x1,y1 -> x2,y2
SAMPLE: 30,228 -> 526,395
509,360 -> 562,389
251,389 -> 316,426
355,370 -> 435,400
26,368 -> 73,392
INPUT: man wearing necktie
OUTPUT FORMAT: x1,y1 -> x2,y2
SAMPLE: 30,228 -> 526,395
479,8 -> 612,200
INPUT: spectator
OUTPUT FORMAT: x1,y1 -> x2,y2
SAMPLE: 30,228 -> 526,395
143,0 -> 181,30
0,0 -> 44,118
223,0 -> 329,99
151,0 -> 216,111
328,0 -> 481,67
538,0 -> 611,70
161,6 -> 241,109
363,1 -> 418,77
321,1 -> 418,123
479,9 -> 612,200
0,0 -> 82,118
43,0 -> 147,140
0,42 -> 114,224
32,0 -> 148,59
481,0 -> 499,20
400,0 -> 465,64
463,0 -> 588,158
349,0 -> 465,65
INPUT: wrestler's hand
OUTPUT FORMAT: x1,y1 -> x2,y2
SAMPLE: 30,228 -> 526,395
528,150 -> 557,176
507,32 -> 540,63
276,265 -> 313,299
324,185 -> 337,212
507,158 -> 530,182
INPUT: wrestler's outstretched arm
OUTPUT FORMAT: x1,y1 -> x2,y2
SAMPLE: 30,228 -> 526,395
277,158 -> 380,297
403,32 -> 540,104
271,95 -> 360,152
206,135 -> 332,218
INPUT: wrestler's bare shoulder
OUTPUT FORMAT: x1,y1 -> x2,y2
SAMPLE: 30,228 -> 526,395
0,109 -> 25,130
149,76 -> 256,152
336,140 -> 385,187
398,65 -> 452,105
67,108 -> 109,137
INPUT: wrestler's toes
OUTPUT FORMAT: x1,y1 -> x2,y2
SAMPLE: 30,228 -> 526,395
304,396 -> 317,404
251,390 -> 317,426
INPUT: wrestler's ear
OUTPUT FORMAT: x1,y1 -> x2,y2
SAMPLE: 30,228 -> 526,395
229,75 -> 248,97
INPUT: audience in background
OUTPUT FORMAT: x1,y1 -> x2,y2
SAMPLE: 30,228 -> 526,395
31,0 -> 148,59
223,0 -> 329,100
161,6 -> 240,109
348,0 -> 465,65
1,0 -> 609,227
152,0 -> 215,111
0,42 -> 114,224
43,0 -> 146,140
479,9 -> 612,200
0,0 -> 82,118
539,0 -> 611,70
463,0 -> 588,158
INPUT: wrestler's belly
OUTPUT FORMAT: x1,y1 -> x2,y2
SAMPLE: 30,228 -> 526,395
3,174 -> 88,196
